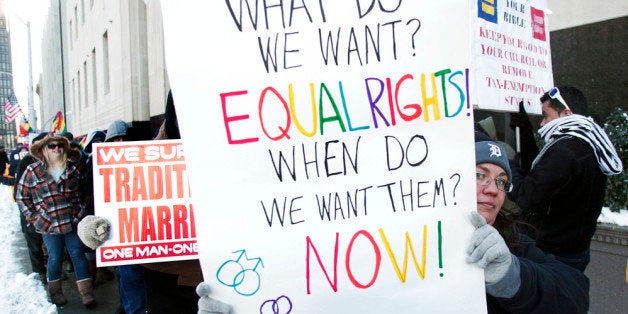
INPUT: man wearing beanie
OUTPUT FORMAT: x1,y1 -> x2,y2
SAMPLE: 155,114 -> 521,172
468,138 -> 589,313
105,120 -> 128,142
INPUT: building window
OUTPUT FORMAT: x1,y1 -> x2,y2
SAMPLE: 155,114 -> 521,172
92,48 -> 97,102
103,31 -> 110,94
77,70 -> 81,108
83,61 -> 88,107
81,0 -> 86,25
71,78 -> 76,113
69,20 -> 73,49
74,6 -> 78,38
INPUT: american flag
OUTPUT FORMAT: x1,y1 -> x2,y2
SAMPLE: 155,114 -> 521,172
4,93 -> 22,123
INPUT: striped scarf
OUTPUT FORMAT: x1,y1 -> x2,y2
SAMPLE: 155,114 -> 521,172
534,114 -> 623,175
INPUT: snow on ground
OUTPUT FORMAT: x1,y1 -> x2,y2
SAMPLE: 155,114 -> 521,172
0,184 -> 56,313
598,207 -> 628,227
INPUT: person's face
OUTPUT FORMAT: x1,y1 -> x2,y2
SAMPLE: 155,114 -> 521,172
112,137 -> 124,142
540,100 -> 571,127
45,141 -> 65,159
475,163 -> 508,225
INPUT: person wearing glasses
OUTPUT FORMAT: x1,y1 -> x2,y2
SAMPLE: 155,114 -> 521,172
470,135 -> 589,313
15,133 -> 95,307
190,137 -> 591,313
508,86 -> 623,272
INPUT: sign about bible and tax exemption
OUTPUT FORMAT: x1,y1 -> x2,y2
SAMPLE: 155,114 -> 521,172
470,0 -> 553,114
161,0 -> 484,313
92,140 -> 198,267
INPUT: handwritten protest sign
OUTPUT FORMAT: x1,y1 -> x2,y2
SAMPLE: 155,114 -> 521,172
92,140 -> 197,266
470,0 -> 552,114
160,1 -> 486,312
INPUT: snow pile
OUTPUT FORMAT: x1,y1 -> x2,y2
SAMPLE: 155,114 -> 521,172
598,207 -> 628,227
0,184 -> 56,313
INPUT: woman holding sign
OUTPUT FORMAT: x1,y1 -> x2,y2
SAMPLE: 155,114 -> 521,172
192,135 -> 592,313
469,133 -> 589,313
16,133 -> 95,307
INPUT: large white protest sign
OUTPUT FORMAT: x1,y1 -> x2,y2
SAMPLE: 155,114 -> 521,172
470,0 -> 553,114
160,1 -> 485,312
92,140 -> 197,266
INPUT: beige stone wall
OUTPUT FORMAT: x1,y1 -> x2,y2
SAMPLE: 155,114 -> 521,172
547,0 -> 627,30
41,0 -> 167,136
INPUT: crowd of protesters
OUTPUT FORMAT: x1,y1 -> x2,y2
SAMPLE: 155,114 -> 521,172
2,86 -> 623,313
1,91 -> 204,313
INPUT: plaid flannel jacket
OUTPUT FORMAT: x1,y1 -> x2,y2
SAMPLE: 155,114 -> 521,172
16,159 -> 89,235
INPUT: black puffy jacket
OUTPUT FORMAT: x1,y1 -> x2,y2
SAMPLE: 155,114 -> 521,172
509,136 -> 607,254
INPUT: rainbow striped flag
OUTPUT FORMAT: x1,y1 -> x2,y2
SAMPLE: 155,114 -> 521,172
19,116 -> 34,136
50,111 -> 66,133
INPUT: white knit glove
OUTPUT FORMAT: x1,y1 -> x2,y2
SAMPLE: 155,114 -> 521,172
466,211 -> 513,284
77,215 -> 111,250
197,282 -> 232,314
466,212 -> 521,298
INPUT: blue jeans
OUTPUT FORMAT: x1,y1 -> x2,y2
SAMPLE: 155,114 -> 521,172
42,230 -> 89,281
117,264 -> 146,314
554,249 -> 591,272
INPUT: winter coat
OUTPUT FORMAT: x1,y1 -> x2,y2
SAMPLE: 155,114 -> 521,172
0,148 -> 8,176
508,136 -> 607,254
15,158 -> 89,235
1,146 -> 28,185
14,153 -> 40,233
13,153 -> 38,200
142,260 -> 203,286
487,232 -> 589,313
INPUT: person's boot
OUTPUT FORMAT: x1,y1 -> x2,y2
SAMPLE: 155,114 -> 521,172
47,280 -> 67,305
76,279 -> 96,307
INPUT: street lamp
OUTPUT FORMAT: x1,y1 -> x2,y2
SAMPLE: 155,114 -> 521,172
10,15 -> 36,132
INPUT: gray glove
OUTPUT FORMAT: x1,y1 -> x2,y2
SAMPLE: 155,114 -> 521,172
466,212 -> 520,298
77,215 -> 111,250
197,282 -> 232,314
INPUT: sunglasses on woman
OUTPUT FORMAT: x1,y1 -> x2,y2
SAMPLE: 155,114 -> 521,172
47,143 -> 64,150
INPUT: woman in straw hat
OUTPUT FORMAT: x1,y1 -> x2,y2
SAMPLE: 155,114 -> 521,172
16,133 -> 95,307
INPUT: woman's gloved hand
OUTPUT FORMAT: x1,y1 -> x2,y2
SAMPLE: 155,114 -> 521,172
466,211 -> 521,298
77,215 -> 110,250
197,282 -> 232,314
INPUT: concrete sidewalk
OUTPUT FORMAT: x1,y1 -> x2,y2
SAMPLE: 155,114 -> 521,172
18,248 -> 121,313
55,264 -> 120,314
586,223 -> 628,314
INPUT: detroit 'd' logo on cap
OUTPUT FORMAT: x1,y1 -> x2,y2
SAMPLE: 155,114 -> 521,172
488,143 -> 502,157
